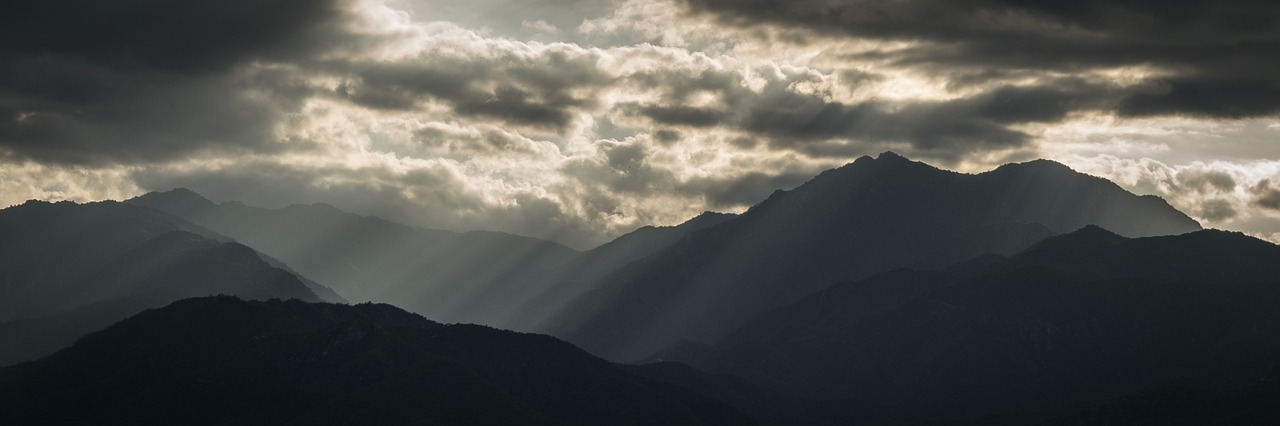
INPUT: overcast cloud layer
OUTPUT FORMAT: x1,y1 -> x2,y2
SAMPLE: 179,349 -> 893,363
2,0 -> 1279,247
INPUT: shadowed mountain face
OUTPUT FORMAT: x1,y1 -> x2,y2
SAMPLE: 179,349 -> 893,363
624,362 -> 923,426
502,211 -> 739,331
655,227 -> 1280,421
555,211 -> 738,286
544,152 -> 1201,361
0,297 -> 752,426
0,201 -> 326,366
1043,355 -> 1280,425
128,190 -> 579,326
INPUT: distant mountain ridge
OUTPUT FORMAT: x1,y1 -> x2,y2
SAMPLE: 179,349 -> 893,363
503,210 -> 739,330
0,200 -> 332,365
128,189 -> 580,326
541,152 -> 1201,360
655,226 -> 1280,421
561,211 -> 738,284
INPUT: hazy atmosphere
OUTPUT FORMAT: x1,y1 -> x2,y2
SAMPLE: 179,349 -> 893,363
7,2 -> 1280,424
4,0 -> 1279,247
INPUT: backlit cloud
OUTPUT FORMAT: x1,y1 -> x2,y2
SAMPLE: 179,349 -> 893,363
2,0 -> 1277,246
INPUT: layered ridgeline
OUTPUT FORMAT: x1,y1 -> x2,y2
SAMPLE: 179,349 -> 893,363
652,227 -> 1280,422
504,211 -> 738,330
0,297 -> 751,426
127,189 -> 579,326
542,152 -> 1201,360
0,200 -> 337,366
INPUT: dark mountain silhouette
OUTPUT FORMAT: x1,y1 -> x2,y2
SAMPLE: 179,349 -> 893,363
542,152 -> 1201,360
127,190 -> 579,326
655,227 -> 1280,421
0,296 -> 752,426
0,200 -> 329,366
1043,355 -> 1280,425
624,362 -> 923,425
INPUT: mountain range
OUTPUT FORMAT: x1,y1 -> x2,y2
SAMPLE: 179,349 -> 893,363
126,189 -> 578,326
540,152 -> 1201,360
6,152 -> 1278,424
0,200 -> 337,366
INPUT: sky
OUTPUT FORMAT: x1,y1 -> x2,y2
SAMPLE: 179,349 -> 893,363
3,0 -> 1279,248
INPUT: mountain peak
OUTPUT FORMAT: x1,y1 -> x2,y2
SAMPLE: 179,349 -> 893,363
876,151 -> 907,161
995,158 -> 1076,174
1068,224 -> 1125,240
281,202 -> 344,213
153,188 -> 213,204
1023,224 -> 1127,255
829,151 -> 935,178
128,188 -> 216,216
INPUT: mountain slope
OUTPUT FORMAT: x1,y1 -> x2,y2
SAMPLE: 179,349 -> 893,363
127,190 -> 579,326
557,211 -> 737,285
661,227 -> 1280,421
1043,356 -> 1280,425
545,152 -> 1200,360
0,296 -> 753,426
0,200 -> 325,365
503,211 -> 738,330
625,362 -> 923,426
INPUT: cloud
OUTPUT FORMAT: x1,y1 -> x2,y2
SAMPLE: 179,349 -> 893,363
332,46 -> 613,131
1176,169 -> 1237,192
1197,199 -> 1238,222
3,0 -> 1278,247
1,0 -> 349,73
617,62 -> 1109,161
128,153 -> 610,248
1062,154 -> 1280,240
0,0 -> 355,165
680,171 -> 813,208
0,160 -> 140,207
1252,180 -> 1280,211
562,140 -> 678,195
678,0 -> 1280,119
392,0 -> 618,40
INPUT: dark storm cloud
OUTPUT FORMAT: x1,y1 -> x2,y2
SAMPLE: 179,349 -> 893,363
1118,77 -> 1280,119
334,50 -> 613,131
680,0 -> 1280,118
1175,169 -> 1237,192
1197,199 -> 1238,222
1,0 -> 348,72
680,171 -> 813,208
629,105 -> 728,128
622,65 -> 1112,159
740,80 -> 1112,156
1252,180 -> 1280,211
652,129 -> 683,144
0,0 -> 350,164
0,66 -> 315,164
